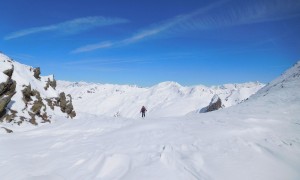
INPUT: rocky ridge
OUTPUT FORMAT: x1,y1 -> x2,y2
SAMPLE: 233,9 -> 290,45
0,53 -> 76,133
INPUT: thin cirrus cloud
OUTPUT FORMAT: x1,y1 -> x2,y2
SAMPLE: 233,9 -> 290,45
64,58 -> 148,66
72,0 -> 300,53
175,0 -> 300,31
60,58 -> 149,72
4,16 -> 129,40
71,0 -> 227,53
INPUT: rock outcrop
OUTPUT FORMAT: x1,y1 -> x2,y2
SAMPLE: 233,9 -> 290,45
0,52 -> 76,133
33,67 -> 41,80
58,92 -> 76,118
45,77 -> 57,90
200,94 -> 223,113
0,64 -> 16,121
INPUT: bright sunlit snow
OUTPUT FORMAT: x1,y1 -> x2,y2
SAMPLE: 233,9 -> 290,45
1,52 -> 300,180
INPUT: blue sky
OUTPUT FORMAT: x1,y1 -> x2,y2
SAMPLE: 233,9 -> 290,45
1,0 -> 300,86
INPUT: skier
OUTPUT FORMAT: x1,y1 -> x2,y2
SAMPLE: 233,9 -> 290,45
140,106 -> 147,118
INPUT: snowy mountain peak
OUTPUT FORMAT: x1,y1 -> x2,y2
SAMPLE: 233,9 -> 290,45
155,81 -> 182,88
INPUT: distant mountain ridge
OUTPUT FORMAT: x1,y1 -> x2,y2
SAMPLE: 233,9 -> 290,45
57,80 -> 264,118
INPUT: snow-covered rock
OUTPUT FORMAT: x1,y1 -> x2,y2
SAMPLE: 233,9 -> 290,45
0,52 -> 76,132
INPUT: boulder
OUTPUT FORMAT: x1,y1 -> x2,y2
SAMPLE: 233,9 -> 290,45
31,100 -> 44,115
200,94 -> 223,113
3,65 -> 14,78
0,66 -> 16,119
0,94 -> 15,118
58,92 -> 76,118
59,92 -> 67,113
33,67 -> 41,80
22,85 -> 33,103
44,77 -> 57,90
50,78 -> 57,90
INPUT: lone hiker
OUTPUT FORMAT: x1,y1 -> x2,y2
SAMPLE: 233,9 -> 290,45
140,106 -> 147,118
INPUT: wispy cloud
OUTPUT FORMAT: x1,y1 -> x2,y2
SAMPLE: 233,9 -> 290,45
73,0 -> 300,53
71,41 -> 114,53
72,0 -> 227,53
58,58 -> 150,72
63,58 -> 148,66
4,16 -> 129,40
175,0 -> 300,31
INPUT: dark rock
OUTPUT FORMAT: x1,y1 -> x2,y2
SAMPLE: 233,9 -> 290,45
200,95 -> 223,113
46,98 -> 55,110
0,109 -> 6,122
0,81 -> 8,96
58,92 -> 76,118
28,112 -> 38,125
3,65 -> 14,78
6,80 -> 16,95
1,79 -> 16,96
1,127 -> 13,133
206,99 -> 222,112
50,78 -> 57,90
69,111 -> 76,119
0,66 -> 16,119
65,102 -> 74,114
44,77 -> 57,90
0,78 -> 12,96
5,109 -> 17,123
65,95 -> 73,114
22,85 -> 33,103
18,116 -> 27,125
31,100 -> 44,114
59,92 -> 67,113
0,93 -> 15,118
33,67 -> 41,80
40,112 -> 50,123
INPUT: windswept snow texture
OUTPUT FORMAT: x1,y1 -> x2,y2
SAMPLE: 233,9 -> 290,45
0,61 -> 299,180
57,81 -> 264,118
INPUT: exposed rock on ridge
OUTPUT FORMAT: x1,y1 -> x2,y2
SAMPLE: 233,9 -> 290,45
0,52 -> 76,133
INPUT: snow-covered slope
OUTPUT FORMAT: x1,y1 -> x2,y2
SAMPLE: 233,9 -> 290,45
0,61 -> 299,180
57,80 -> 264,118
0,53 -> 75,133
